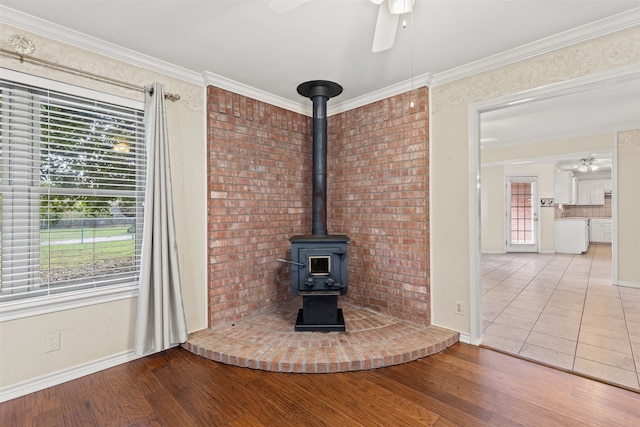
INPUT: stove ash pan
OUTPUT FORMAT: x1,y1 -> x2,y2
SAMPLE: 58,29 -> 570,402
289,235 -> 349,296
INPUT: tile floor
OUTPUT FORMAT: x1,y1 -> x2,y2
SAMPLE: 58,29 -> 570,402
481,243 -> 640,391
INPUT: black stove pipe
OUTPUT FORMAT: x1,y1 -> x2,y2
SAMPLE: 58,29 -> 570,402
297,80 -> 343,236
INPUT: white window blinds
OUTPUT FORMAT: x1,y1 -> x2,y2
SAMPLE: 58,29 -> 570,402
0,72 -> 146,304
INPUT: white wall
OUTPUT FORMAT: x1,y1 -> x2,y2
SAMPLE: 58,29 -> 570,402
617,129 -> 640,287
0,23 -> 207,392
480,166 -> 505,253
480,164 -> 556,254
430,26 -> 640,336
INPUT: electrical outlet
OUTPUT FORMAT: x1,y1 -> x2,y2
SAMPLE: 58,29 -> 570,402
455,300 -> 464,316
45,332 -> 60,353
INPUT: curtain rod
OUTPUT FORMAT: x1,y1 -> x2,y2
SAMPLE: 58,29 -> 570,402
0,48 -> 181,102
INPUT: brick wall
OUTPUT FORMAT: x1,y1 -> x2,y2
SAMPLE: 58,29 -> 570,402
207,86 -> 311,326
328,87 -> 430,325
207,85 -> 430,327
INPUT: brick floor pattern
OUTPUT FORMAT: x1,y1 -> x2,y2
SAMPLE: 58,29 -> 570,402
183,302 -> 459,373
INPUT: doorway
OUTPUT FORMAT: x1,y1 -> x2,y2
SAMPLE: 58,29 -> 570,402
469,67 -> 640,390
506,176 -> 538,253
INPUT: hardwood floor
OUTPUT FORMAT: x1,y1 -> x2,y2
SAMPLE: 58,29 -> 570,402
2,343 -> 638,426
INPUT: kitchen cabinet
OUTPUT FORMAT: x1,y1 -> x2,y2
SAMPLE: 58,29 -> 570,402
555,218 -> 589,254
590,218 -> 612,243
577,180 -> 605,205
603,179 -> 613,193
554,171 -> 577,204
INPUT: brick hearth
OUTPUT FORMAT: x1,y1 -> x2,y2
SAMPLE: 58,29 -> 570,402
183,302 -> 459,373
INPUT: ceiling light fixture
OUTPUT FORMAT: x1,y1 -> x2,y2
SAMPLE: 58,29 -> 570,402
576,158 -> 598,172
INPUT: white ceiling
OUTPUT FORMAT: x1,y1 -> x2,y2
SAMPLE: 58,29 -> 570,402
2,0 -> 638,109
481,76 -> 640,148
1,0 -> 639,156
478,77 -> 640,173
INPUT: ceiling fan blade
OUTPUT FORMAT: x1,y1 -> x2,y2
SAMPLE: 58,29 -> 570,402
268,0 -> 310,15
372,2 -> 399,53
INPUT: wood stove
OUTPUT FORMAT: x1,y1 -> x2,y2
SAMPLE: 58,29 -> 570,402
282,80 -> 349,332
289,234 -> 349,331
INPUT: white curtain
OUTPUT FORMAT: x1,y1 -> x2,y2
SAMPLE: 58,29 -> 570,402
135,82 -> 187,355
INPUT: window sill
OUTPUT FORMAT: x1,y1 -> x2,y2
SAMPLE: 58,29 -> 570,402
0,285 -> 139,322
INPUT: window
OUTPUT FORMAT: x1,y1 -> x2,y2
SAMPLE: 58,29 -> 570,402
0,70 -> 145,316
509,181 -> 533,244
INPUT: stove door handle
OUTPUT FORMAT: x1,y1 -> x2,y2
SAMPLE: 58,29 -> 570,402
277,258 -> 306,268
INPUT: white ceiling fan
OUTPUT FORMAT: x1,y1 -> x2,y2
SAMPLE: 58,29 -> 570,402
370,0 -> 415,53
575,157 -> 610,172
556,156 -> 612,173
268,0 -> 415,53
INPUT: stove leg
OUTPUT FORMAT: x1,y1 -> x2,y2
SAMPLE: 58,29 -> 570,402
295,295 -> 345,332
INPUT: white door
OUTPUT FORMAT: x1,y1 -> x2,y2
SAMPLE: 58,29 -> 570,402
506,176 -> 538,253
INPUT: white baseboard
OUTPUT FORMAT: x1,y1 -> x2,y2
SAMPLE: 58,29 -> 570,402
458,332 -> 472,344
431,323 -> 472,345
0,328 -> 479,403
482,250 -> 558,255
616,280 -> 640,289
0,350 -> 145,403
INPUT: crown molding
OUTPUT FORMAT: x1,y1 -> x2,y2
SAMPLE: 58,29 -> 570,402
201,71 -> 434,117
470,63 -> 640,114
2,4 -> 637,112
329,72 -> 433,115
472,64 -> 640,150
431,7 -> 640,87
202,71 -> 311,116
0,6 -> 203,87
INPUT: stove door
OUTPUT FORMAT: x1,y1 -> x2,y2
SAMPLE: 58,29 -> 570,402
296,247 -> 346,293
